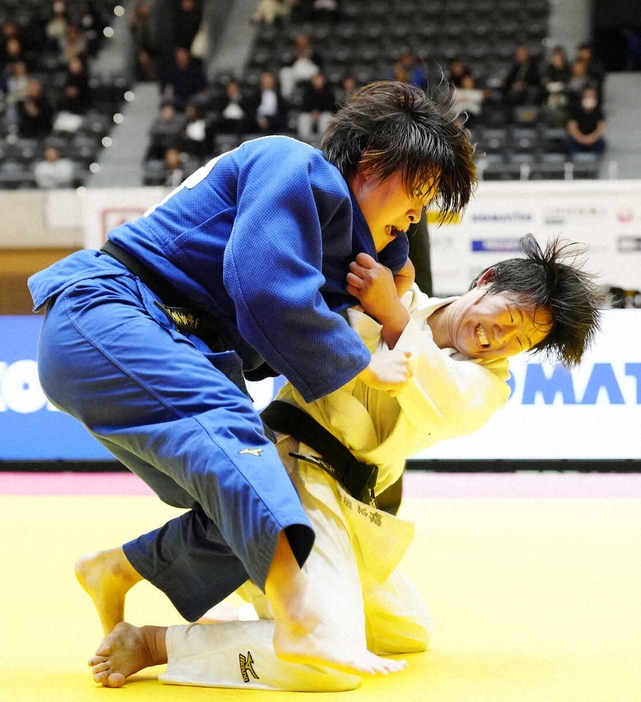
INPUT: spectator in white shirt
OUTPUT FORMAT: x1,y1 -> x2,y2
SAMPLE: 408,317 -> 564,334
34,144 -> 76,188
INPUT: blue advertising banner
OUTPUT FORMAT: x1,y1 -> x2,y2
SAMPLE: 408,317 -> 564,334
0,316 -> 115,460
0,316 -> 285,461
416,309 -> 641,461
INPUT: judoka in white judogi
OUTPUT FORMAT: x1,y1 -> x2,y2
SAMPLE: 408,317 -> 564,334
160,285 -> 510,691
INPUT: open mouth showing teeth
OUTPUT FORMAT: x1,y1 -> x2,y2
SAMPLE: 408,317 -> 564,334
476,323 -> 490,348
386,225 -> 405,238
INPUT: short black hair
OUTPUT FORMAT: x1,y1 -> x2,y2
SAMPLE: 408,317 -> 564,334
321,80 -> 476,221
470,234 -> 604,366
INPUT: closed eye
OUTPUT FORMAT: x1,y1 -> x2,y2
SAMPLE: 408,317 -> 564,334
414,189 -> 431,214
507,305 -> 524,350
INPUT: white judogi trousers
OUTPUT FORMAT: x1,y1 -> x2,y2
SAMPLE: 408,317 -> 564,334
160,437 -> 433,692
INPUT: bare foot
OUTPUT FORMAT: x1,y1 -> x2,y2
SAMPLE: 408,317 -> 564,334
89,622 -> 167,687
75,548 -> 143,635
272,593 -> 408,676
265,533 -> 407,677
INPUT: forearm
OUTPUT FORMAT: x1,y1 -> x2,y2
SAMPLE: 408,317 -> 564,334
393,258 -> 415,298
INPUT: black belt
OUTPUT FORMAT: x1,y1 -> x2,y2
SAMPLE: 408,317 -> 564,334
261,400 -> 378,506
100,239 -> 227,351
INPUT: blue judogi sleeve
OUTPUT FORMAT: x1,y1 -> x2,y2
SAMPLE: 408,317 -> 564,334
222,143 -> 371,402
114,137 -> 375,403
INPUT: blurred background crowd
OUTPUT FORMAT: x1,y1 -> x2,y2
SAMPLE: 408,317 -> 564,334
0,0 -> 639,189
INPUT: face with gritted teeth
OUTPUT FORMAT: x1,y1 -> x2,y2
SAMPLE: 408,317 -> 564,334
350,170 -> 434,253
444,269 -> 553,360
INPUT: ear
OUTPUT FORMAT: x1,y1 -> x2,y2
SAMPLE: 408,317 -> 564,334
354,159 -> 374,180
476,267 -> 497,288
349,162 -> 376,193
348,167 -> 366,194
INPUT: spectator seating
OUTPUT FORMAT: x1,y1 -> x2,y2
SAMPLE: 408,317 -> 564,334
237,0 -> 604,181
0,2 -> 130,189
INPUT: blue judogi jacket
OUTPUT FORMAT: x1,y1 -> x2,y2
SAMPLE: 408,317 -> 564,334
30,136 -> 409,403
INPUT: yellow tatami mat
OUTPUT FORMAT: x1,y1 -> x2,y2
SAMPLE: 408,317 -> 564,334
1,471 -> 640,701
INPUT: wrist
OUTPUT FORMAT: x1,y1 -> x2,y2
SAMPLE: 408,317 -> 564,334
378,306 -> 411,349
375,300 -> 410,328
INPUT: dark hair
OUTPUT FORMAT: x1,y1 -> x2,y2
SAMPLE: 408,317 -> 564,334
469,234 -> 603,366
321,80 -> 476,221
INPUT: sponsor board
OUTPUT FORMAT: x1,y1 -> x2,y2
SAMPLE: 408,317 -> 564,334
430,180 -> 641,295
1,311 -> 639,462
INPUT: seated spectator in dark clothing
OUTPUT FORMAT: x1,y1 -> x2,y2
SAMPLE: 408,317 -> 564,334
3,59 -> 30,124
58,56 -> 93,114
564,85 -> 606,157
173,0 -> 203,51
0,19 -> 37,67
146,102 -> 187,160
575,42 -> 606,96
244,70 -> 288,135
454,73 -> 485,129
44,0 -> 70,55
296,72 -> 336,144
217,78 -> 248,135
179,102 -> 214,158
17,78 -> 54,139
541,45 -> 572,109
335,74 -> 358,107
2,36 -> 28,71
59,21 -> 88,66
160,46 -> 208,110
448,57 -> 471,89
501,43 -> 540,107
129,0 -> 159,81
162,145 -> 200,187
0,19 -> 20,62
78,0 -> 105,57
279,32 -> 324,100
566,59 -> 591,109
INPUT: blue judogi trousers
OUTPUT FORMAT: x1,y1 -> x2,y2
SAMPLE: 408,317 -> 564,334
36,265 -> 314,621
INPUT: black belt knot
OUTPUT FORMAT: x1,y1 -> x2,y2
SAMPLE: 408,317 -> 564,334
100,239 -> 225,350
154,303 -> 204,336
261,400 -> 378,507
